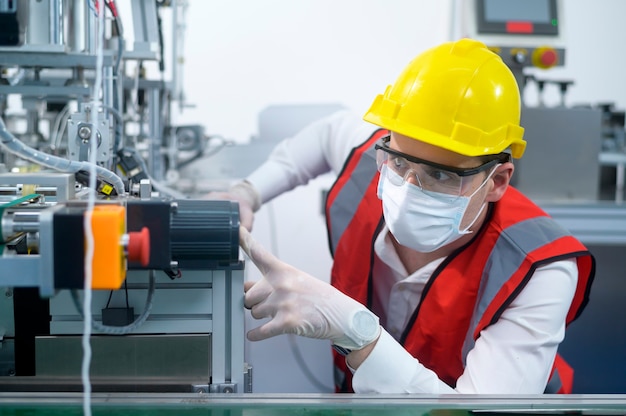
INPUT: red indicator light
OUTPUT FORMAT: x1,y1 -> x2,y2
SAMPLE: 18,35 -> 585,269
506,21 -> 534,34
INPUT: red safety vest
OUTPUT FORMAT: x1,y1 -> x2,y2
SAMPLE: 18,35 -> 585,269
324,131 -> 595,393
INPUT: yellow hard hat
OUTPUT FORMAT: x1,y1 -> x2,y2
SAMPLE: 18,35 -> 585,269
364,38 -> 526,158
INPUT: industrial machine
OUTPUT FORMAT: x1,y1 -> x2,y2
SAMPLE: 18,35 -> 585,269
0,0 -> 248,394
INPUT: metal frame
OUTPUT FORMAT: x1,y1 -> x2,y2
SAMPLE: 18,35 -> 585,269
0,392 -> 624,412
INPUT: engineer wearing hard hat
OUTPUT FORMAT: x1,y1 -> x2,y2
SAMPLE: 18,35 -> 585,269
212,38 -> 595,394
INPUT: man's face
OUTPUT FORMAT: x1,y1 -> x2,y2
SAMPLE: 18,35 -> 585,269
386,132 -> 496,231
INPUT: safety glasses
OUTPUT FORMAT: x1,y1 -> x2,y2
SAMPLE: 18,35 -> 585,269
375,135 -> 508,197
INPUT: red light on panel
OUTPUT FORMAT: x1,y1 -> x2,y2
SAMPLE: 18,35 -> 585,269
506,21 -> 533,34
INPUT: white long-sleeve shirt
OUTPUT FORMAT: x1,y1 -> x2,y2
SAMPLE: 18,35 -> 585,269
246,110 -> 579,394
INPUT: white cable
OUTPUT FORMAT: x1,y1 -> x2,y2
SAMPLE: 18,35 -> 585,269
149,174 -> 188,199
82,1 -> 105,415
50,102 -> 71,151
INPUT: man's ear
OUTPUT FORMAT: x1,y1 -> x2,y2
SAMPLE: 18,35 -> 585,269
486,162 -> 514,202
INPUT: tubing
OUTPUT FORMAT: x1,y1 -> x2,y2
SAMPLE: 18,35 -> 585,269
0,115 -> 126,195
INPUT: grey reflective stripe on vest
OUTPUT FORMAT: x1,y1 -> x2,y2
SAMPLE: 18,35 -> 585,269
544,367 -> 563,393
461,216 -> 573,361
328,146 -> 379,253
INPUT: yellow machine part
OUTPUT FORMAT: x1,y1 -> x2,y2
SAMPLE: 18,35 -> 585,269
90,204 -> 127,289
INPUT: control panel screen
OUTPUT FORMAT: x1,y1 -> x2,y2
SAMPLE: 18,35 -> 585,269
476,0 -> 559,36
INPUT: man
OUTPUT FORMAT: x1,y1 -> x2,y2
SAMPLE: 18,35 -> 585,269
216,38 -> 595,394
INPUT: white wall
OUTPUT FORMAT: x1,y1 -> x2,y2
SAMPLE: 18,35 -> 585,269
175,0 -> 453,142
168,0 -> 626,393
174,0 -> 626,138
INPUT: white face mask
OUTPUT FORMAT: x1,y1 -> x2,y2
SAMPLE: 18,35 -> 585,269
377,165 -> 497,253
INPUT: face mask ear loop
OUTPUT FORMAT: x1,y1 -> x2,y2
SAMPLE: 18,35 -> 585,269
459,164 -> 502,234
467,163 -> 501,199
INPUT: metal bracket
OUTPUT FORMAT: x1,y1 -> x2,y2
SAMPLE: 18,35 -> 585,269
192,383 -> 238,394
208,383 -> 237,394
191,384 -> 210,394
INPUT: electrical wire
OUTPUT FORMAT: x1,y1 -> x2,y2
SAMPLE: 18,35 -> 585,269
70,270 -> 156,335
105,279 -> 130,309
50,102 -> 72,152
128,148 -> 189,199
103,104 -> 124,154
105,0 -> 125,155
87,0 -> 97,15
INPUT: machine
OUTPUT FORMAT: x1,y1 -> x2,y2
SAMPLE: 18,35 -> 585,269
0,0 -> 249,394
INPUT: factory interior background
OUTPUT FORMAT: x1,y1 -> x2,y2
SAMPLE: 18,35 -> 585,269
0,0 -> 625,399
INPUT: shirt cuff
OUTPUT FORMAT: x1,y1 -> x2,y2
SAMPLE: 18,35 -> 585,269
351,329 -> 455,394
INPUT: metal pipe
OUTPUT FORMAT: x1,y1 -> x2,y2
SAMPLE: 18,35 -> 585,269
68,0 -> 87,53
148,87 -> 163,180
86,0 -> 97,55
50,0 -> 63,46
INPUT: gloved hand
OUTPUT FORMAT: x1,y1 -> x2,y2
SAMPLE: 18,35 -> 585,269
204,181 -> 261,231
240,226 -> 381,350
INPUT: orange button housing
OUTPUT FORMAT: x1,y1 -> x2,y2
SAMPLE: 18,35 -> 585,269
90,204 -> 127,289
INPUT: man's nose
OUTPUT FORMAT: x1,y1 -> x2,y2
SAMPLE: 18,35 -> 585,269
404,170 -> 421,187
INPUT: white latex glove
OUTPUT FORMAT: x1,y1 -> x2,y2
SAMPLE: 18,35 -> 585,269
204,181 -> 261,231
240,226 -> 381,350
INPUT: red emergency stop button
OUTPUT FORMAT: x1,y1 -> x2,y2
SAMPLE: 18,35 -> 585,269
128,227 -> 151,267
532,47 -> 559,69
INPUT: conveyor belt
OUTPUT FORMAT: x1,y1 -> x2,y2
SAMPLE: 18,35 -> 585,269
0,393 -> 625,415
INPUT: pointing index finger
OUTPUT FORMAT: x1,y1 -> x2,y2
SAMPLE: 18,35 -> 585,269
239,226 -> 279,275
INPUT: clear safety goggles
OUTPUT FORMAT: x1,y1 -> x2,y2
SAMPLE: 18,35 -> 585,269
375,135 -> 509,197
